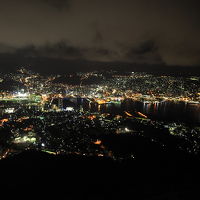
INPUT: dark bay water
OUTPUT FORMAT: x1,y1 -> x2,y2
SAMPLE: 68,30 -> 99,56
82,99 -> 200,124
58,98 -> 200,124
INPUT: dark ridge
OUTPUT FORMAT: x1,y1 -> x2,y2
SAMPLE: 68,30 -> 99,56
0,149 -> 199,198
0,54 -> 200,76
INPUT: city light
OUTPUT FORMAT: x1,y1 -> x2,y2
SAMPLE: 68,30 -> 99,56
0,68 -> 199,162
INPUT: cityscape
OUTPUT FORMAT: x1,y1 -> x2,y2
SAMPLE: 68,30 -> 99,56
0,67 -> 199,161
0,0 -> 200,198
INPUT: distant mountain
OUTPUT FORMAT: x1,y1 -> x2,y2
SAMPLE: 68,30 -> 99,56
0,53 -> 200,75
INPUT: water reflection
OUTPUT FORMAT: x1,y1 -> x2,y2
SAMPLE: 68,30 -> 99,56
83,99 -> 200,124
60,98 -> 200,124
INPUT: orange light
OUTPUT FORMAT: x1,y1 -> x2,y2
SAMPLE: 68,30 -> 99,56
23,126 -> 33,131
96,99 -> 106,104
88,115 -> 96,120
93,140 -> 102,145
16,116 -> 29,122
0,118 -> 9,127
137,112 -> 148,118
124,111 -> 133,117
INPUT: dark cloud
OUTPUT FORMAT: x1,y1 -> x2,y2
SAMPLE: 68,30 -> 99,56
0,0 -> 199,67
41,41 -> 82,58
15,42 -> 83,60
132,41 -> 158,55
12,41 -> 119,63
41,0 -> 70,10
0,43 -> 16,54
125,41 -> 162,64
93,30 -> 104,45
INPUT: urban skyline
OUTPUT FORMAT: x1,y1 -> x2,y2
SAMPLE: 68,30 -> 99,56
0,0 -> 200,198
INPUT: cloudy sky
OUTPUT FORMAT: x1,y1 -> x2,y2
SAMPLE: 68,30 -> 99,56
0,0 -> 200,70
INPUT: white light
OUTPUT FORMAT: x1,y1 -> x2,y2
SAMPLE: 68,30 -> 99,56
65,107 -> 74,111
5,108 -> 15,113
41,143 -> 45,147
125,127 -> 131,132
16,92 -> 28,98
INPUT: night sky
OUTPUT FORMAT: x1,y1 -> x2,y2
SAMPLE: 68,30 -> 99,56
0,0 -> 200,72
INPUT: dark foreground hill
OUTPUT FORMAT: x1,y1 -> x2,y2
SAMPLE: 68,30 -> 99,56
0,149 -> 199,199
